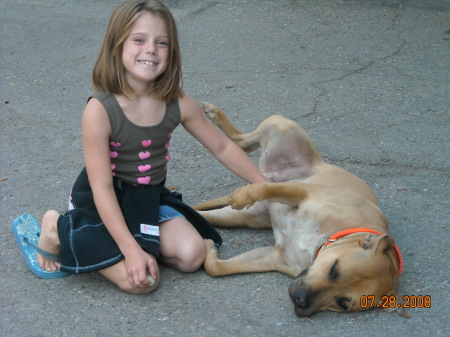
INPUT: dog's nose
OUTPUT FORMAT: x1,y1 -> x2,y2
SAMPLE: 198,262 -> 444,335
294,289 -> 312,309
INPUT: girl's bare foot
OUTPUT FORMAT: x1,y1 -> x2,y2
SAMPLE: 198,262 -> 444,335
37,210 -> 62,272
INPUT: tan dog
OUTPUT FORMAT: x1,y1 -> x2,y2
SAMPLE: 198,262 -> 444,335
195,103 -> 407,317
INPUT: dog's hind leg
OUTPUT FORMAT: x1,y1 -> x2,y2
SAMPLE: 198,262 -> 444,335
202,103 -> 324,181
202,103 -> 303,154
202,102 -> 262,152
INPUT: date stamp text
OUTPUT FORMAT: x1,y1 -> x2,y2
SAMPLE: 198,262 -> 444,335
360,295 -> 431,309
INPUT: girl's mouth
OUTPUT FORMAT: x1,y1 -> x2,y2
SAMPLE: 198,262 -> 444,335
139,60 -> 157,66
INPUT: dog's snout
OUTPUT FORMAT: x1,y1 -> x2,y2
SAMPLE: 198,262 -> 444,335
294,289 -> 312,309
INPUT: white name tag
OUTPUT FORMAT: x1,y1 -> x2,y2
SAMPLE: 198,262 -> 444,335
140,224 -> 160,236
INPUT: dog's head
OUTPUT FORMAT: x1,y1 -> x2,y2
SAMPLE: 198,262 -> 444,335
288,233 -> 402,317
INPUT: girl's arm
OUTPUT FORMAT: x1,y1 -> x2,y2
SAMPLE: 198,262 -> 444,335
82,98 -> 157,287
179,95 -> 266,184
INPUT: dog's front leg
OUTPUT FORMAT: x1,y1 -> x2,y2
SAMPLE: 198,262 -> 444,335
228,182 -> 271,209
204,239 -> 277,276
203,239 -> 297,277
229,182 -> 310,210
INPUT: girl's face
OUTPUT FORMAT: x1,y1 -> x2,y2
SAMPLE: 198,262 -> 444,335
122,12 -> 169,91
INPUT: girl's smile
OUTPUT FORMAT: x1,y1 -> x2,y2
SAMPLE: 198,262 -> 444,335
122,12 -> 169,90
138,61 -> 158,66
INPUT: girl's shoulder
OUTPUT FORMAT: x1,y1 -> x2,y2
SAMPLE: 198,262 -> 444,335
83,95 -> 111,134
85,95 -> 107,115
84,96 -> 109,120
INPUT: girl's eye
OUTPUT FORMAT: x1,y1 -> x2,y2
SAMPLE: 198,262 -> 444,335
157,40 -> 168,47
134,38 -> 144,44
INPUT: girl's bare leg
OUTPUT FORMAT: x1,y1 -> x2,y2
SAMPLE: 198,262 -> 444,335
98,260 -> 160,294
37,210 -> 62,272
158,217 -> 206,272
96,216 -> 205,294
99,217 -> 204,294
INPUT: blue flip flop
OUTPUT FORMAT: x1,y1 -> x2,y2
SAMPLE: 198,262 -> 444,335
11,214 -> 69,279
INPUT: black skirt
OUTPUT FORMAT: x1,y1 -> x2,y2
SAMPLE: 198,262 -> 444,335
57,168 -> 222,274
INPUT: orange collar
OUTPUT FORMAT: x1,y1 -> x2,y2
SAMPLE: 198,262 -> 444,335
316,228 -> 403,276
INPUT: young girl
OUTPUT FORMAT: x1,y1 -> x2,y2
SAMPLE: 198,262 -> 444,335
36,0 -> 266,294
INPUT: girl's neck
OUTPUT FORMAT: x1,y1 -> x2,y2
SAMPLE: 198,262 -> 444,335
115,89 -> 166,127
125,71 -> 157,98
117,91 -> 160,105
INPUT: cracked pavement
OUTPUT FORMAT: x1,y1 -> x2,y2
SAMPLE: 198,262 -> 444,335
1,0 -> 449,336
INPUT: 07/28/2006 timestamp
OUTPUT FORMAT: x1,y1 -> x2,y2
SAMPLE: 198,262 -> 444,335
360,295 -> 431,309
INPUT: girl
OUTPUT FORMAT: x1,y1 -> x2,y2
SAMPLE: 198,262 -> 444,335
36,0 -> 266,294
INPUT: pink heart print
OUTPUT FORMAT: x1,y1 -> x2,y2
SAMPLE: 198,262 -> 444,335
139,151 -> 150,160
110,142 -> 121,148
138,176 -> 151,185
165,142 -> 169,149
138,164 -> 151,173
110,151 -> 118,158
142,140 -> 152,147
165,153 -> 171,161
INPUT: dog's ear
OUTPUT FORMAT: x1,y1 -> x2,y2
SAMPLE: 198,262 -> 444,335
375,235 -> 395,254
362,234 -> 395,253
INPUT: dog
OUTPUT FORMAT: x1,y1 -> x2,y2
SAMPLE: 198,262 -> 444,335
194,103 -> 407,317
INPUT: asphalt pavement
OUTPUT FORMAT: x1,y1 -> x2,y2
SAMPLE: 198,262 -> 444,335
1,0 -> 449,336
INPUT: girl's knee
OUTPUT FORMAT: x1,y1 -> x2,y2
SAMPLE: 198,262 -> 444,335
177,243 -> 206,273
179,258 -> 203,273
159,217 -> 207,272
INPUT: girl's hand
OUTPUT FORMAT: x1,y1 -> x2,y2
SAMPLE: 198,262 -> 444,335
124,246 -> 159,288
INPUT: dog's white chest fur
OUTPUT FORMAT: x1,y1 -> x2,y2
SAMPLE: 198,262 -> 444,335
270,203 -> 325,270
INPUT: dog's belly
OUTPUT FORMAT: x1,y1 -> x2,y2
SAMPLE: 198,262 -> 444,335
259,149 -> 313,182
270,203 -> 326,270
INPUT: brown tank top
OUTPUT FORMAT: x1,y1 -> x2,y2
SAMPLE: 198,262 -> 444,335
90,91 -> 181,185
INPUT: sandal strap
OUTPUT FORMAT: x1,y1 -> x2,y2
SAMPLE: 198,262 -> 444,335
22,237 -> 61,262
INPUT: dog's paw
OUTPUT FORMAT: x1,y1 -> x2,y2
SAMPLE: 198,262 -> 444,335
204,239 -> 216,252
228,185 -> 256,210
202,102 -> 223,123
204,240 -> 218,263
204,239 -> 222,276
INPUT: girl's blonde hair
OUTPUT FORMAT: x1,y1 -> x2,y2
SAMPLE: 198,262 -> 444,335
92,0 -> 183,101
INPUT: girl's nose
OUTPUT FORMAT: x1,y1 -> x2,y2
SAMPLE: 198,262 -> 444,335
146,42 -> 157,55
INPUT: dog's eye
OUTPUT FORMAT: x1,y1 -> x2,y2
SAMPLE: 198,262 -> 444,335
297,268 -> 309,278
336,297 -> 351,311
329,260 -> 339,281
